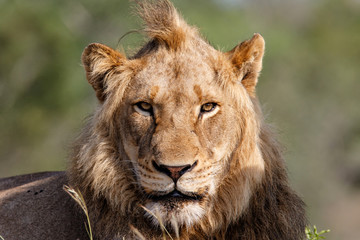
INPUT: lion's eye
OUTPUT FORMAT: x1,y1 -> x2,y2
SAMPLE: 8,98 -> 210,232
134,102 -> 153,116
200,103 -> 217,113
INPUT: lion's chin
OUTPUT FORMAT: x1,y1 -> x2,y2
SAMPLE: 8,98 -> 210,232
144,198 -> 205,229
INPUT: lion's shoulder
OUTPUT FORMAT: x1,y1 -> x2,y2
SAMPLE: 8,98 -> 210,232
0,172 -> 87,240
0,172 -> 61,191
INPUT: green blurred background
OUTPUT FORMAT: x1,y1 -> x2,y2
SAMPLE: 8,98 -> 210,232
1,0 -> 359,238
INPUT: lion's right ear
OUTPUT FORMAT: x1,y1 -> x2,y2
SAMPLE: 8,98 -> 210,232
82,43 -> 126,102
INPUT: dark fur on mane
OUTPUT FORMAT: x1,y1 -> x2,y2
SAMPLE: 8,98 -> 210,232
226,124 -> 306,239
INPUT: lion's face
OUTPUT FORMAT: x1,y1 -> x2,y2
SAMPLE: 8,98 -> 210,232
73,2 -> 307,238
80,25 -> 264,229
120,48 -> 241,227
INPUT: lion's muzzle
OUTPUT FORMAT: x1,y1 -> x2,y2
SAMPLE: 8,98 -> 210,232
152,160 -> 198,183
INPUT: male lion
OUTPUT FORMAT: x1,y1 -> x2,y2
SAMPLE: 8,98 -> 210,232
0,0 -> 306,239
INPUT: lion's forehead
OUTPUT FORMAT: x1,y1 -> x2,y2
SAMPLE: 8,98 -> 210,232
129,64 -> 223,106
137,49 -> 215,87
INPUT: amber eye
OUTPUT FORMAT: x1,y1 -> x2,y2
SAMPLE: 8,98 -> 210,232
138,102 -> 152,111
134,102 -> 153,116
200,103 -> 217,113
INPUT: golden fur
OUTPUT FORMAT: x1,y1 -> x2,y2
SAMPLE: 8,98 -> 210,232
0,1 -> 306,239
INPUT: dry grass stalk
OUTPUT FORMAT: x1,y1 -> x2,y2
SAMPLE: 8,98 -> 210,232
141,205 -> 175,240
129,224 -> 146,240
63,185 -> 93,240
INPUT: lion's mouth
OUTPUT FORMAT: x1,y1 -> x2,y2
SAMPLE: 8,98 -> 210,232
148,190 -> 203,202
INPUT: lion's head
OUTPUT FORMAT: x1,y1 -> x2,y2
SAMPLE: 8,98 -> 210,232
69,1 -> 305,239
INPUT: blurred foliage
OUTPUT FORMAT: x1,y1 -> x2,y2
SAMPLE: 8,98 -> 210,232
305,226 -> 330,240
1,0 -> 360,239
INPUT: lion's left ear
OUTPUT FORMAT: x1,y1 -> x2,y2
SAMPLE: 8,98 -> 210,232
82,43 -> 126,102
227,33 -> 265,96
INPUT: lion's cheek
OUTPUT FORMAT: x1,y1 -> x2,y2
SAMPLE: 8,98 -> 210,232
200,112 -> 239,154
122,109 -> 154,143
122,140 -> 139,162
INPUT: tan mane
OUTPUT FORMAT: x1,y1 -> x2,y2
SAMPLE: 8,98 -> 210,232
135,0 -> 196,50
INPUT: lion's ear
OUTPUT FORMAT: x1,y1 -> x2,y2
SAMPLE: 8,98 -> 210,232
227,33 -> 265,96
82,43 -> 126,102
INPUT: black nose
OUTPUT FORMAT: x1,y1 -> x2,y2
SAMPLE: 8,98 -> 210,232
152,160 -> 198,183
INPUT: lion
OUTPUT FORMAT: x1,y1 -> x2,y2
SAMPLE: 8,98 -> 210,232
0,0 -> 306,239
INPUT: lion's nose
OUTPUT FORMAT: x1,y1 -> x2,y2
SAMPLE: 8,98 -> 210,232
152,160 -> 198,183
